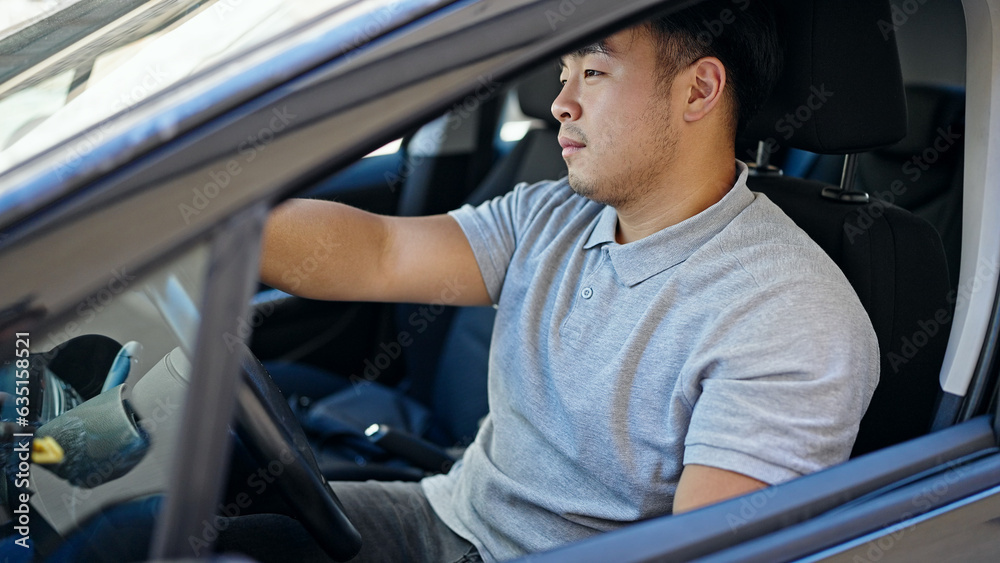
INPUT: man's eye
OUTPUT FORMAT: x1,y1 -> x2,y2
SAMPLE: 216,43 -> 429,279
584,69 -> 603,78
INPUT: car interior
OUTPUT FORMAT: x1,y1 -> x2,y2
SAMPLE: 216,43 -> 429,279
1,0 -> 995,561
249,0 -> 968,479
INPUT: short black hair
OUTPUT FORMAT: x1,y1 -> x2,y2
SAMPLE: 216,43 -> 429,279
646,0 -> 783,134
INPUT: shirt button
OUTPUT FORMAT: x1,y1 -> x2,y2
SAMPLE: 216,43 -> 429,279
581,287 -> 593,299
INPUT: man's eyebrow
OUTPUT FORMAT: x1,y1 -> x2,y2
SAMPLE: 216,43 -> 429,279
558,39 -> 615,67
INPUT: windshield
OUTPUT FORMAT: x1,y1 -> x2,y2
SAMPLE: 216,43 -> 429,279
0,0 -> 351,175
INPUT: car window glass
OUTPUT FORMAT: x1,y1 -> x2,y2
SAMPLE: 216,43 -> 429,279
0,0 -> 351,175
0,242 -> 209,555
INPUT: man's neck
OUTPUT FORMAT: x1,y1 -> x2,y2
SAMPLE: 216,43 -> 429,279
614,154 -> 738,244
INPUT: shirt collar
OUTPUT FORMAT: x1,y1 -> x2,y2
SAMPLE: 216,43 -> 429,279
582,160 -> 754,287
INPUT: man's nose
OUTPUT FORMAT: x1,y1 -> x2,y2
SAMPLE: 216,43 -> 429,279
551,85 -> 580,122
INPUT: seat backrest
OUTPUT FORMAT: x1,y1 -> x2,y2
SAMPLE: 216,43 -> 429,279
856,84 -> 964,289
785,84 -> 966,291
741,0 -> 952,455
396,94 -> 505,217
465,62 -> 566,205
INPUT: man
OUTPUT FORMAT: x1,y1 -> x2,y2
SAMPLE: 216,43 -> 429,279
253,1 -> 879,561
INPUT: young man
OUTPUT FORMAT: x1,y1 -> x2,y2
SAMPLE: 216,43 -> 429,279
254,1 -> 879,561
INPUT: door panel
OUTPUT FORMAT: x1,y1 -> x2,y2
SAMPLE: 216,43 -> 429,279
517,418 -> 998,563
806,485 -> 1000,563
695,450 -> 1000,563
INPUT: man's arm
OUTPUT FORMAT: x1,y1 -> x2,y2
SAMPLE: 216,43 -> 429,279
260,199 -> 491,305
673,464 -> 768,514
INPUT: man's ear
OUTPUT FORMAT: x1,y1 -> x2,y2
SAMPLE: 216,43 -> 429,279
682,57 -> 727,123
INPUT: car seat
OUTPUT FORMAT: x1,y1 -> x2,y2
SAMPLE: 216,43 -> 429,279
781,84 -> 965,291
777,0 -> 966,290
739,0 -> 953,455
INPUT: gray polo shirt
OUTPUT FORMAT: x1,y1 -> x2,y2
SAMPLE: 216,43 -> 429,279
422,161 -> 879,562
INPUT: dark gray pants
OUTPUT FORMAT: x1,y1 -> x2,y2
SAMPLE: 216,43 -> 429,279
216,480 -> 481,563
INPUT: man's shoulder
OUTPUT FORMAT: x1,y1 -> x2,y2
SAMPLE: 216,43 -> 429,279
710,191 -> 849,288
679,191 -> 867,326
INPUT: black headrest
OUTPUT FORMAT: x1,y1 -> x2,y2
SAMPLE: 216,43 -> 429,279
516,62 -> 561,128
742,0 -> 908,153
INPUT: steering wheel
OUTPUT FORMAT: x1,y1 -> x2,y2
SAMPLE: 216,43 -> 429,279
232,344 -> 362,561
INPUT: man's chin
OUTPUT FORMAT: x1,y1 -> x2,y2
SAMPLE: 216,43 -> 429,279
567,172 -> 593,196
568,173 -> 606,203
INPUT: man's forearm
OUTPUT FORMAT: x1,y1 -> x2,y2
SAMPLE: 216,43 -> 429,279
260,199 -> 389,301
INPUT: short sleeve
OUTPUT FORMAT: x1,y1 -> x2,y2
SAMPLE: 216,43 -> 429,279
681,280 -> 880,484
449,180 -> 572,304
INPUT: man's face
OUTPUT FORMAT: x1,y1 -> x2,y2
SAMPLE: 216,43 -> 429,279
553,28 -> 680,208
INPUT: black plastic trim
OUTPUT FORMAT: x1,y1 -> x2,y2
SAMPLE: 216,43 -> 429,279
932,391 -> 964,431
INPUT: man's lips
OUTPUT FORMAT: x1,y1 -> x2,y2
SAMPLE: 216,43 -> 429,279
558,136 -> 586,158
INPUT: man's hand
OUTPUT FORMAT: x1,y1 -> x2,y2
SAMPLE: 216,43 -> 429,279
673,464 -> 768,514
260,199 -> 491,306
